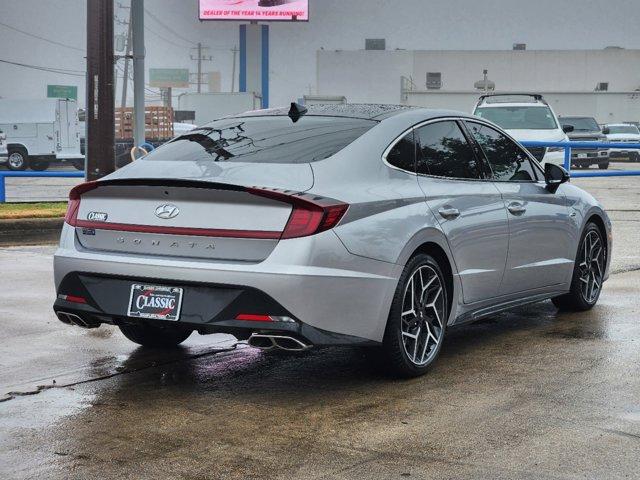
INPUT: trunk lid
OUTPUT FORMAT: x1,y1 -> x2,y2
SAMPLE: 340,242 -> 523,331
74,162 -> 314,262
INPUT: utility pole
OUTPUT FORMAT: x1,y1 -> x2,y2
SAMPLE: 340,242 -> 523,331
86,0 -> 115,181
191,43 -> 212,93
121,7 -> 132,108
131,0 -> 145,147
231,46 -> 238,92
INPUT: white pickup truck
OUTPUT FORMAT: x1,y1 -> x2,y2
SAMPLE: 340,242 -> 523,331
0,98 -> 85,171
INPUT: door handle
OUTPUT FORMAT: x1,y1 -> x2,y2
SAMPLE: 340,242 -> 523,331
438,207 -> 460,220
508,202 -> 527,215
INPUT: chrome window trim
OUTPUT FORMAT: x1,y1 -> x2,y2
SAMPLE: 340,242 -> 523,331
382,116 -> 490,182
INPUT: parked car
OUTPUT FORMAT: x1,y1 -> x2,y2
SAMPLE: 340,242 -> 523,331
0,98 -> 85,171
604,123 -> 640,162
559,116 -> 610,169
473,94 -> 570,166
53,104 -> 611,377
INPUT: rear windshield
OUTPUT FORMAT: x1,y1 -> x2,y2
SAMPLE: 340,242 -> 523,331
475,106 -> 557,130
144,116 -> 376,164
560,117 -> 600,132
607,125 -> 640,135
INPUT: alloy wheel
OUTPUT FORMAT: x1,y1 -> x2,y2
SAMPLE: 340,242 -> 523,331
400,265 -> 446,366
578,230 -> 605,304
8,152 -> 25,169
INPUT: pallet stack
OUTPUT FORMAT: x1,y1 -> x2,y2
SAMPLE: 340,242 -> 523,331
115,106 -> 174,141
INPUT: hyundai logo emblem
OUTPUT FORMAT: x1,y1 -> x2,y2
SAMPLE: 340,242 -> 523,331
155,204 -> 180,220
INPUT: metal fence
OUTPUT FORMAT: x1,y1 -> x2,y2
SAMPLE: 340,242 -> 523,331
0,171 -> 84,203
520,141 -> 640,178
1,141 -> 640,203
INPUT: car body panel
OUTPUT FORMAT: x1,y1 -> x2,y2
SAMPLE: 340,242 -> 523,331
53,105 -> 613,346
493,181 -> 574,293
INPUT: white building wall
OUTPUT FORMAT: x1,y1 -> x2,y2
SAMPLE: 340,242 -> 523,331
317,49 -> 640,122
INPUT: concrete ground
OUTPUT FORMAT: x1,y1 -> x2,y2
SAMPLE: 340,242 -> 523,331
1,170 -> 639,479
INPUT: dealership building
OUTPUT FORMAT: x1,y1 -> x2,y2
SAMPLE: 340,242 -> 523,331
316,48 -> 640,123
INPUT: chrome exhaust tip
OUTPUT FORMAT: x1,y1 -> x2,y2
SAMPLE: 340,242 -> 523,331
248,334 -> 311,352
56,311 -> 99,329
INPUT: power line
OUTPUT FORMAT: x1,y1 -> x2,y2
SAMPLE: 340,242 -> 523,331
144,8 -> 197,46
144,24 -> 192,49
0,21 -> 85,52
0,58 -> 85,77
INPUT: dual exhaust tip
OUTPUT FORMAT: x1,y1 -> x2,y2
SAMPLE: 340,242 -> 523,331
56,311 -> 99,329
248,333 -> 311,352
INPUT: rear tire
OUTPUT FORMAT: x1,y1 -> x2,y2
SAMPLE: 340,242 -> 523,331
71,159 -> 85,170
29,159 -> 49,171
119,323 -> 192,348
598,162 -> 609,170
378,253 -> 449,378
7,148 -> 28,171
552,222 -> 606,311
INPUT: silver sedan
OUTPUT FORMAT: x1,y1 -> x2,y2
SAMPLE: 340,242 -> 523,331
53,104 -> 611,377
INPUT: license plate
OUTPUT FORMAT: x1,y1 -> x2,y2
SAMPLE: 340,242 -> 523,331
578,153 -> 588,159
127,284 -> 183,321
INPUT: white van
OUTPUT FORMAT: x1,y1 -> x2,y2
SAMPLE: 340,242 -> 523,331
0,98 -> 85,171
473,94 -> 571,166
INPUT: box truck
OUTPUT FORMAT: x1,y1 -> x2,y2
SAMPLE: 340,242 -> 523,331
0,98 -> 84,171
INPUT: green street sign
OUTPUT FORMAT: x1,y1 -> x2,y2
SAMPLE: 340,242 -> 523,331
47,84 -> 78,100
149,68 -> 190,88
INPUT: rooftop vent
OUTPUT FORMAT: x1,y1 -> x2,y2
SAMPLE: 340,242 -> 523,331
365,39 -> 386,51
426,72 -> 442,90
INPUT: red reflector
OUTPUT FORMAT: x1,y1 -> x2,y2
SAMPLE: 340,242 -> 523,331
235,314 -> 273,322
59,294 -> 87,304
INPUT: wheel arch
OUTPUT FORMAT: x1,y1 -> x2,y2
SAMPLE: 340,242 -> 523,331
7,143 -> 28,154
409,241 -> 455,316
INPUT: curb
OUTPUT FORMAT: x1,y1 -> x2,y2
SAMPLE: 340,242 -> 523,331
0,217 -> 63,246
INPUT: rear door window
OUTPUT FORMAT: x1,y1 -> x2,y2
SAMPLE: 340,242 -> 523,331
415,121 -> 482,179
145,116 -> 377,164
465,122 -> 538,182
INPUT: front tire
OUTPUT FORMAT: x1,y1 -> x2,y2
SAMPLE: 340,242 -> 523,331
7,148 -> 28,171
119,323 -> 192,348
598,162 -> 609,170
552,222 -> 606,311
379,254 -> 449,378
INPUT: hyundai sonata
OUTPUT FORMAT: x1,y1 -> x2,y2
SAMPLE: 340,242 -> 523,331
53,104 -> 611,377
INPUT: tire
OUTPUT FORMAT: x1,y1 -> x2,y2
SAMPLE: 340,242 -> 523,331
71,159 -> 85,171
119,323 -> 192,348
598,162 -> 609,170
630,152 -> 639,162
7,148 -> 28,171
552,222 -> 606,311
29,159 -> 49,171
378,253 -> 449,378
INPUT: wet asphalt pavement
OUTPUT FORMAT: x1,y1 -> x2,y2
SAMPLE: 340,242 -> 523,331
1,244 -> 639,480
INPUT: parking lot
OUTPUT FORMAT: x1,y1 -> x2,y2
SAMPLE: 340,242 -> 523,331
1,173 -> 639,480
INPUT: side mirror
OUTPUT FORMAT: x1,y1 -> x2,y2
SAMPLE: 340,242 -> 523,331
602,127 -> 610,135
562,124 -> 574,133
545,163 -> 570,193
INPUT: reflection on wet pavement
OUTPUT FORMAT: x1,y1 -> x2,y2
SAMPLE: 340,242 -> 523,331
1,241 -> 639,479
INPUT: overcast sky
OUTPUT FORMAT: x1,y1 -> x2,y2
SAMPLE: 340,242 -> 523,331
1,0 -> 639,107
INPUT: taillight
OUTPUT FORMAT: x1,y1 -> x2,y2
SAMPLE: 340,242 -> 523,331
248,188 -> 349,239
65,181 -> 98,226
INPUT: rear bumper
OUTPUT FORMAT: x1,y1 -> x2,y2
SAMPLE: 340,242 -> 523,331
53,273 -> 375,346
54,224 -> 401,344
